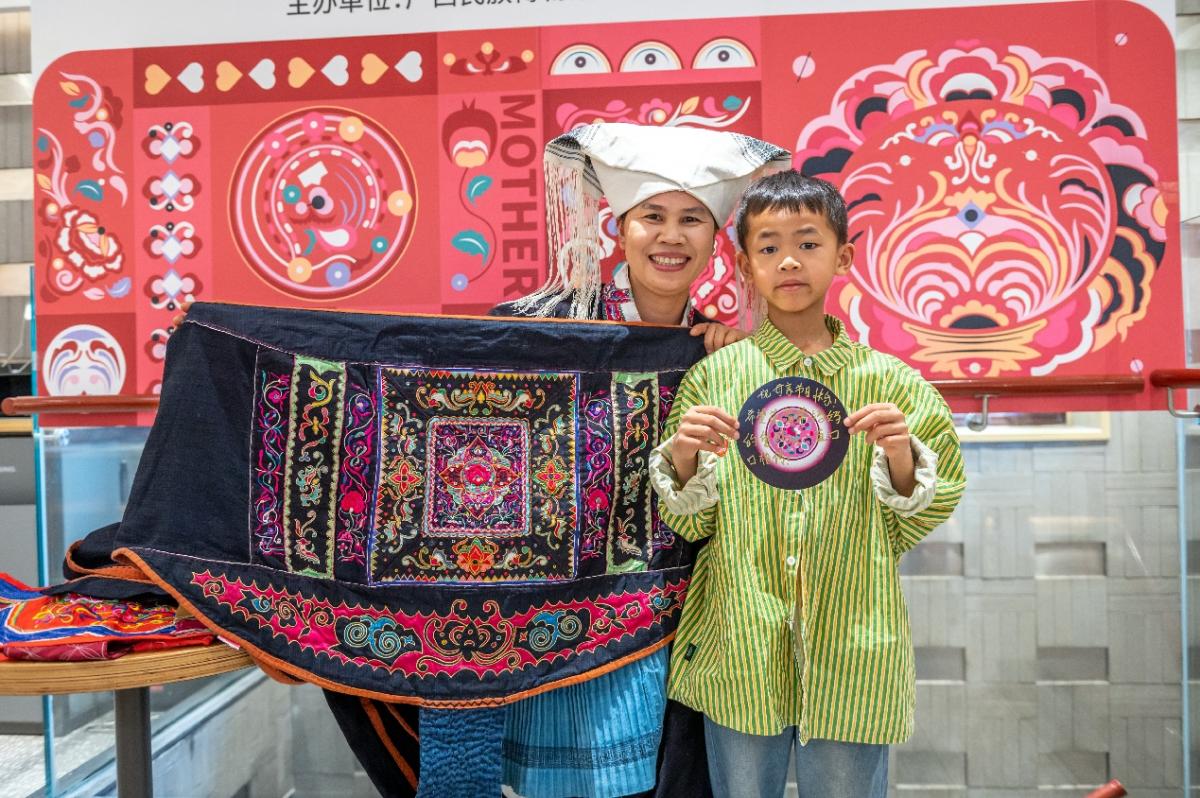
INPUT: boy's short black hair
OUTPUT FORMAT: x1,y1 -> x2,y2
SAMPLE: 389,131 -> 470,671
735,170 -> 848,251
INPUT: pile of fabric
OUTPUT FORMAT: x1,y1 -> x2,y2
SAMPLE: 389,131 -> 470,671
0,572 -> 213,661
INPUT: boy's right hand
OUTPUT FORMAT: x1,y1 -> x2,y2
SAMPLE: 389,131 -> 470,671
671,405 -> 739,463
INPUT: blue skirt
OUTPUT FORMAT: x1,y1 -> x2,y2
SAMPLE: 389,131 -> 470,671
502,648 -> 670,798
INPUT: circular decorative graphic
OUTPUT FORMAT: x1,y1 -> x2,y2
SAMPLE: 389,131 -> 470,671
42,324 -> 127,396
736,377 -> 849,490
230,108 -> 417,299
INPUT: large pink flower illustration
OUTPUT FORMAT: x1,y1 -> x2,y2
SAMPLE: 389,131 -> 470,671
54,206 -> 123,279
796,43 -> 1168,377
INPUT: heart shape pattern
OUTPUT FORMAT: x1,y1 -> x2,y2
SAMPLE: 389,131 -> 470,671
395,51 -> 423,83
177,62 -> 204,94
322,55 -> 349,87
144,64 -> 171,95
361,53 -> 388,85
250,59 -> 276,90
216,61 -> 242,92
288,57 -> 314,89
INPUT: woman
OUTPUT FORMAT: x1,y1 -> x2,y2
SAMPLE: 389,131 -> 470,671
492,122 -> 791,798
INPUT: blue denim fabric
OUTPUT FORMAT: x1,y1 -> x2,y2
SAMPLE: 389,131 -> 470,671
702,717 -> 888,798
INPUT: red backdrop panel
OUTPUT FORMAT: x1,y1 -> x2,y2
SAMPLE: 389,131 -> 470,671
31,1 -> 1181,416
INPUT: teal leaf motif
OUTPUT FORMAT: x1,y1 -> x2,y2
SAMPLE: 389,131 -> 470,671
466,175 -> 493,205
451,230 -> 490,262
68,95 -> 91,109
74,179 -> 104,202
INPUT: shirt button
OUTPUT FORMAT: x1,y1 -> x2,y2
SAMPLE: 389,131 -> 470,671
803,357 -> 814,367
786,555 -> 798,568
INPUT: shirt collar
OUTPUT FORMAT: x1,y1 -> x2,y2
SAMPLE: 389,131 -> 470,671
751,315 -> 855,376
610,263 -> 693,327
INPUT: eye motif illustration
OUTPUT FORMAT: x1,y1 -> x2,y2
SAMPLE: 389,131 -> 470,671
620,41 -> 683,72
550,45 -> 612,75
693,37 -> 756,69
550,38 -> 755,76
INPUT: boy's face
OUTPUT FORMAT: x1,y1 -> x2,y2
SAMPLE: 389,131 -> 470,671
736,206 -> 853,317
618,191 -> 716,305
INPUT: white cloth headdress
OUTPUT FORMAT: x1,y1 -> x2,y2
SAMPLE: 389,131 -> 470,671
515,122 -> 791,319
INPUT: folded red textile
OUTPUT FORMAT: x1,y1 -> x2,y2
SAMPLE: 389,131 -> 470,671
0,572 -> 214,662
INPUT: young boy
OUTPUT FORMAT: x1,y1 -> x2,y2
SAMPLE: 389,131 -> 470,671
649,170 -> 966,798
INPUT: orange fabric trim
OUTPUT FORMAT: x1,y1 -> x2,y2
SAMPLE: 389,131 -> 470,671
256,658 -> 305,685
114,547 -> 678,709
361,698 -> 419,790
66,542 -> 152,583
385,702 -> 419,742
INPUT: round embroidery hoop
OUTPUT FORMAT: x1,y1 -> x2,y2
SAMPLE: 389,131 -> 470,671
736,376 -> 850,490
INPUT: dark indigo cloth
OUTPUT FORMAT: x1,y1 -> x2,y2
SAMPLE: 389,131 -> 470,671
324,690 -> 420,798
63,302 -> 709,794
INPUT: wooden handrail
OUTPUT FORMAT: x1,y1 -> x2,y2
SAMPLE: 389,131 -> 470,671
1084,780 -> 1126,798
933,375 -> 1144,398
1147,369 -> 1200,419
1,395 -> 161,416
0,375 -> 1152,417
1149,368 -> 1200,388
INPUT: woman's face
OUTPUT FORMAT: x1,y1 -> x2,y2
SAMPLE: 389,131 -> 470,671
618,190 -> 717,303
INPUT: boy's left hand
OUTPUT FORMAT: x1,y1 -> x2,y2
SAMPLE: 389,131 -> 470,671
845,403 -> 912,462
691,322 -> 749,354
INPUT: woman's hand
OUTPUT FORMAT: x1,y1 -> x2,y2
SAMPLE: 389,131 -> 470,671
691,322 -> 749,354
171,300 -> 193,330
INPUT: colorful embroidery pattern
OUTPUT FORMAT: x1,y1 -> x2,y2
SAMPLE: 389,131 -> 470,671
426,418 -> 529,536
579,390 -> 614,561
0,574 -> 212,658
373,369 -> 578,584
334,370 -> 377,572
282,356 -> 347,578
192,568 -> 687,680
251,360 -> 292,561
607,373 -> 659,573
736,377 -> 850,491
651,384 -> 679,553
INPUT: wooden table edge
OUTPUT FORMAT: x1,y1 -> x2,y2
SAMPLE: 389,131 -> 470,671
0,645 -> 254,696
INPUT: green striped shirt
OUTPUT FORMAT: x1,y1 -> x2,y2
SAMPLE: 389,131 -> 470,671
655,316 -> 965,743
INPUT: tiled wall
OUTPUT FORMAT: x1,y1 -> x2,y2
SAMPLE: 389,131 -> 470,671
892,411 -> 1185,796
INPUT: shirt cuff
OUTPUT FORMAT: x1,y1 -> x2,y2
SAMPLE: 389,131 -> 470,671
649,435 -> 720,515
871,435 -> 939,517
